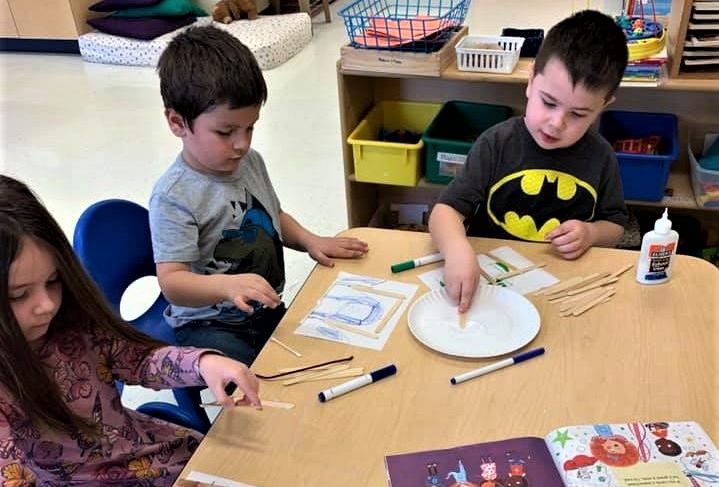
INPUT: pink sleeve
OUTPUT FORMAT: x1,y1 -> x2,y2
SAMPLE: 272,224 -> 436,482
91,331 -> 217,389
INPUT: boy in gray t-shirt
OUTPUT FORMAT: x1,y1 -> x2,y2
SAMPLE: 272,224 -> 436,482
150,26 -> 368,365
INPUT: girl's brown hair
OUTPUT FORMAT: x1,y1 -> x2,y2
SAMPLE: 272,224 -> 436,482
0,175 -> 166,434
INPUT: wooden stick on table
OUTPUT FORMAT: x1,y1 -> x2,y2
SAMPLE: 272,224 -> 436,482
566,276 -> 619,296
479,267 -> 498,285
373,297 -> 403,335
200,399 -> 295,409
558,287 -> 610,312
324,319 -> 380,339
270,337 -> 302,357
610,263 -> 634,278
495,263 -> 546,281
571,288 -> 616,316
254,355 -> 353,380
282,364 -> 351,385
534,276 -> 584,296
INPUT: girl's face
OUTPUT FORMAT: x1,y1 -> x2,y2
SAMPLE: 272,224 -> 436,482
8,237 -> 62,343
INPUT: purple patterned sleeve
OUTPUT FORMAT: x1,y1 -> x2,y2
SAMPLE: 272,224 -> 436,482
93,330 -> 218,389
0,395 -> 39,485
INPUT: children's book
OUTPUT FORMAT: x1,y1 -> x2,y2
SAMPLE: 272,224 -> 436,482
385,421 -> 719,487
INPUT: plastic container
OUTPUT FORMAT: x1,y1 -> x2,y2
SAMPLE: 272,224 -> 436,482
599,110 -> 679,201
422,101 -> 513,184
501,28 -> 544,57
338,0 -> 470,53
636,208 -> 679,284
455,35 -> 524,73
347,101 -> 441,186
688,132 -> 719,208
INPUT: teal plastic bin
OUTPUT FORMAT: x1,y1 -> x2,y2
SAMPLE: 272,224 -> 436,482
422,101 -> 513,184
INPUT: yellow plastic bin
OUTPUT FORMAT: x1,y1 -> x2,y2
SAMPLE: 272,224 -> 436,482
347,101 -> 442,186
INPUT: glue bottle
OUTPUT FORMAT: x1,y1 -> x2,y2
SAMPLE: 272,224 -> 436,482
636,208 -> 679,285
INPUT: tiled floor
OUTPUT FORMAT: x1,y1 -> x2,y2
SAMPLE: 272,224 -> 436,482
0,0 -> 622,417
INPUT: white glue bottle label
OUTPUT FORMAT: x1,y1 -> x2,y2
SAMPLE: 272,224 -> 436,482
636,208 -> 679,285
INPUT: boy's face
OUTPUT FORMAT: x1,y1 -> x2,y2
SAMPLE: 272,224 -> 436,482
166,103 -> 260,176
524,57 -> 613,150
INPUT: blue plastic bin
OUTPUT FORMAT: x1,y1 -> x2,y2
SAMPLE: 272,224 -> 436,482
599,110 -> 678,201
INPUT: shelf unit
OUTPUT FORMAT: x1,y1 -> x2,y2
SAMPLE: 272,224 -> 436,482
337,59 -> 719,229
667,0 -> 719,79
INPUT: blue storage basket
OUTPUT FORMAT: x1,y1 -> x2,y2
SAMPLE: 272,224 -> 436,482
599,110 -> 679,202
338,0 -> 469,53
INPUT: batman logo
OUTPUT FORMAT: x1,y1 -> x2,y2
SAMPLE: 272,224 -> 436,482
487,169 -> 597,241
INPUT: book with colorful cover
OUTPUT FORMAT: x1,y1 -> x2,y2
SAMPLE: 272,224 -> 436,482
385,421 -> 719,486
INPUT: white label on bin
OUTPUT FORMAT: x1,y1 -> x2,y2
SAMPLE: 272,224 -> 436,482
437,152 -> 467,165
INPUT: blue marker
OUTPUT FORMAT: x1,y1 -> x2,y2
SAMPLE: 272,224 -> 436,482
450,348 -> 545,385
318,364 -> 397,402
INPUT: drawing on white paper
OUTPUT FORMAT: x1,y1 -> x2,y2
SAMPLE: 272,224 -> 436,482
295,272 -> 418,351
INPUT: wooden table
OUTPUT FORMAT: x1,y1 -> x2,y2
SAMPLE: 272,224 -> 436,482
179,228 -> 719,486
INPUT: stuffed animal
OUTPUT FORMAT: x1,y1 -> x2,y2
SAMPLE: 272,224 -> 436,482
212,0 -> 258,22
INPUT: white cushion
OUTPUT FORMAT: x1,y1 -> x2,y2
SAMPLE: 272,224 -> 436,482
79,14 -> 312,70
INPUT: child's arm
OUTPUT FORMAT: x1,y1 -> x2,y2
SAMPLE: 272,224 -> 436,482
278,210 -> 368,267
106,340 -> 260,407
157,263 -> 280,313
546,220 -> 624,260
428,203 -> 480,313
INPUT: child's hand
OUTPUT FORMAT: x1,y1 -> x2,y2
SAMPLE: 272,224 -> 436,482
546,220 -> 594,260
443,243 -> 480,314
225,273 -> 281,313
305,236 -> 369,267
198,354 -> 261,408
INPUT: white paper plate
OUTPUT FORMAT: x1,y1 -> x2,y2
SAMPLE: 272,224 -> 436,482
408,286 -> 540,358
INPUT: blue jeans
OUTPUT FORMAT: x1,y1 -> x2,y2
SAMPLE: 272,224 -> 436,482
175,304 -> 287,366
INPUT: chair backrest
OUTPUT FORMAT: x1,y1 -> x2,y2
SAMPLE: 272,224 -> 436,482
72,199 -> 178,342
73,199 -> 210,432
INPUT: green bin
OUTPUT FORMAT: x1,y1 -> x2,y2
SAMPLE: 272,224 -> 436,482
422,101 -> 513,184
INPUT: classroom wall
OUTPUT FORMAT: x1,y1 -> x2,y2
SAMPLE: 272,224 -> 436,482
466,0 -> 625,34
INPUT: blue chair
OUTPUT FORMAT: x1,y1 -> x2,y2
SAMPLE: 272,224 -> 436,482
73,199 -> 211,434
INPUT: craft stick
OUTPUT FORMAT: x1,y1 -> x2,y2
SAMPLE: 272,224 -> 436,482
478,267 -> 498,285
560,292 -> 615,317
566,276 -> 619,296
201,399 -> 295,409
458,313 -> 467,330
610,263 -> 634,278
373,297 -> 403,335
534,276 -> 584,296
348,284 -> 407,300
254,355 -> 353,379
571,288 -> 616,316
551,285 -> 605,305
558,287 -> 611,312
278,364 -> 336,373
282,364 -> 351,385
324,319 -> 380,339
545,272 -> 608,298
495,263 -> 546,281
269,337 -> 302,358
280,363 -> 349,381
283,367 -> 365,385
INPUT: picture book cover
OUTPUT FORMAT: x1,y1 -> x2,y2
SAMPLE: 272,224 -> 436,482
385,421 -> 718,487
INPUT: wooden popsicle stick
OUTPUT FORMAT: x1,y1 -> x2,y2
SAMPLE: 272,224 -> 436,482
549,289 -> 604,310
534,276 -> 584,296
282,364 -> 351,385
373,297 -> 403,335
559,287 -> 612,312
560,294 -> 614,317
281,363 -> 349,380
610,263 -> 634,278
270,337 -> 302,357
458,313 -> 467,330
200,399 -> 295,409
278,364 -> 335,373
478,267 -> 497,285
285,368 -> 366,383
255,355 -> 353,380
571,288 -> 616,316
545,272 -> 608,298
324,319 -> 380,339
566,276 -> 619,296
495,263 -> 546,281
349,284 -> 407,300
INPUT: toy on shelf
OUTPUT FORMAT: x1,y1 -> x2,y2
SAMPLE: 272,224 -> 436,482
615,0 -> 666,61
613,136 -> 662,155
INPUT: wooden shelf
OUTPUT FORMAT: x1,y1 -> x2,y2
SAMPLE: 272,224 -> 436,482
626,172 -> 699,209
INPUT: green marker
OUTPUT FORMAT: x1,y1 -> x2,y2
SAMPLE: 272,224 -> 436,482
391,252 -> 443,273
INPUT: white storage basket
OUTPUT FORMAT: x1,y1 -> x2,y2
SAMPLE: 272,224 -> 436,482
455,35 -> 524,74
